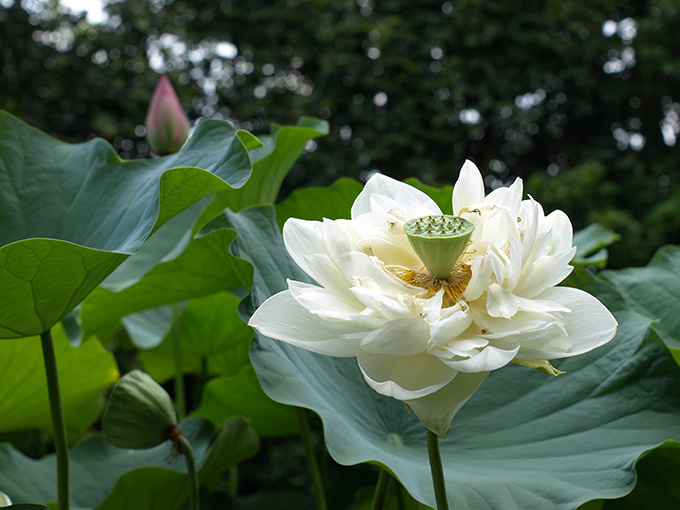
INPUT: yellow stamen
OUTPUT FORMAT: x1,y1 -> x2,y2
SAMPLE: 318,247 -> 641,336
396,263 -> 472,308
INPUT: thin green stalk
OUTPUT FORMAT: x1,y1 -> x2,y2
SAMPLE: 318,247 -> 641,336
427,430 -> 449,510
40,329 -> 69,510
177,434 -> 200,510
297,407 -> 328,510
395,478 -> 406,510
229,466 -> 238,497
34,429 -> 47,458
201,356 -> 208,382
172,303 -> 185,420
371,469 -> 392,510
319,426 -> 329,487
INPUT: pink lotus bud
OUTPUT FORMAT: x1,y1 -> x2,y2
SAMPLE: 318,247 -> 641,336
145,75 -> 190,155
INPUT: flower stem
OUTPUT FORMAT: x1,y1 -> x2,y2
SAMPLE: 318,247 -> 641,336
296,407 -> 327,510
229,466 -> 238,497
427,429 -> 449,510
177,434 -> 200,510
40,329 -> 69,510
371,469 -> 392,510
172,303 -> 185,420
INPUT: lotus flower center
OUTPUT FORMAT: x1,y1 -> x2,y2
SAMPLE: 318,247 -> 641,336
398,214 -> 474,307
396,264 -> 472,308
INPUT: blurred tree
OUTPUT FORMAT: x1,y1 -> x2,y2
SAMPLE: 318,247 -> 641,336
1,0 -> 678,267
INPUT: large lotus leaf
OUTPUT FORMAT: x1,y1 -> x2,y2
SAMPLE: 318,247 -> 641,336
583,440 -> 680,509
0,417 -> 257,509
198,117 -> 329,223
79,119 -> 323,341
121,305 -> 174,350
595,245 -> 680,364
192,364 -> 299,437
275,177 -> 363,228
0,110 -> 252,338
137,292 -> 253,380
224,206 -> 680,509
80,228 -> 253,339
0,323 -> 118,440
572,223 -> 620,268
95,467 -> 187,510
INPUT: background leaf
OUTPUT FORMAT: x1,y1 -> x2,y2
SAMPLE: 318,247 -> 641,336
198,117 -> 329,224
596,246 -> 680,365
275,177 -> 363,228
572,223 -> 620,268
0,112 -> 252,338
192,365 -> 299,437
137,292 -> 253,379
80,228 -> 252,340
0,324 -> 118,440
584,440 -> 680,509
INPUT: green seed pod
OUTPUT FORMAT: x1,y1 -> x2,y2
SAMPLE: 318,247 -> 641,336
103,370 -> 177,449
404,215 -> 474,279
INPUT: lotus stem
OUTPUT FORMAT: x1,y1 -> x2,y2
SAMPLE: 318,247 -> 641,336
172,303 -> 185,420
427,429 -> 449,510
177,434 -> 200,510
297,407 -> 328,510
371,469 -> 392,510
40,329 -> 69,510
229,466 -> 238,497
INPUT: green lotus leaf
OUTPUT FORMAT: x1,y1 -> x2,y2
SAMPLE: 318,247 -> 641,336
5,505 -> 50,510
80,228 -> 252,340
226,206 -> 680,509
0,110 -> 253,338
582,440 -> 680,509
275,177 -> 363,228
121,305 -> 174,350
0,323 -> 117,440
0,417 -> 257,509
192,364 -> 299,437
137,292 -> 252,379
572,223 -> 620,268
594,245 -> 680,365
78,118 -> 324,341
197,117 -> 329,224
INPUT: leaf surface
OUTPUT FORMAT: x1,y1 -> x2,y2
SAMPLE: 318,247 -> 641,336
0,111 -> 252,338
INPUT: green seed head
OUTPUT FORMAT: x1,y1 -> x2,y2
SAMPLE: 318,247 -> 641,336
404,215 -> 474,279
103,370 -> 177,449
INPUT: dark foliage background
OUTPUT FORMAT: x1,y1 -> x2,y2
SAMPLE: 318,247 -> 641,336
1,0 -> 679,267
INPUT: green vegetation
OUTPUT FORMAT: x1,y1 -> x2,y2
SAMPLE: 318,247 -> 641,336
2,0 -> 679,266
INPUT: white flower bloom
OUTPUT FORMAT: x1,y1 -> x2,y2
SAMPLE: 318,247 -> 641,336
249,160 -> 617,436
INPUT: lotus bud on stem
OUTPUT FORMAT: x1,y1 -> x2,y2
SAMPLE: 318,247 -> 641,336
404,215 -> 474,280
145,74 -> 190,155
103,370 -> 200,509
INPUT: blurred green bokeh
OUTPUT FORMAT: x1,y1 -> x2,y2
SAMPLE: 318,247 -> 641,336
1,0 -> 678,267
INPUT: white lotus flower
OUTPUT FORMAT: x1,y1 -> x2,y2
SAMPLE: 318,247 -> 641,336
249,160 -> 617,436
